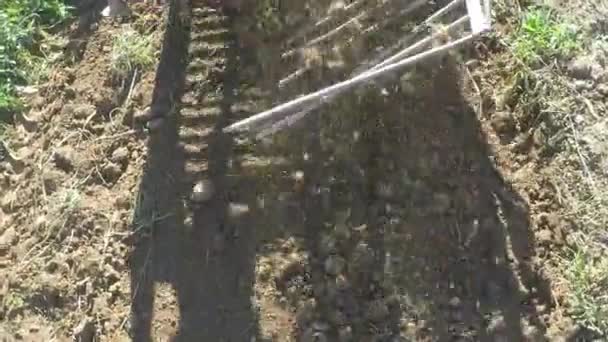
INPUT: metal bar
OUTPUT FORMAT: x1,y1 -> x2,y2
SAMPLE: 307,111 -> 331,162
257,15 -> 472,138
282,0 -> 427,60
465,0 -> 490,33
278,0 -> 429,89
367,14 -> 469,72
225,32 -> 484,133
424,0 -> 464,24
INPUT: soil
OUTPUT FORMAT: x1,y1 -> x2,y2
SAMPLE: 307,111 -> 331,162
0,1 -> 591,341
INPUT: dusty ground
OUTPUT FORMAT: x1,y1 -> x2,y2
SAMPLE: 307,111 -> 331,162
1,0 -> 606,341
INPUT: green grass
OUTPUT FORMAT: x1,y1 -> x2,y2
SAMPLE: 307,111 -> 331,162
110,26 -> 155,78
511,7 -> 580,65
0,0 -> 72,116
564,242 -> 608,335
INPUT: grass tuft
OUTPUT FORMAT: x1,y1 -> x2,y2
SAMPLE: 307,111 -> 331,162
110,26 -> 155,79
0,0 -> 72,115
564,240 -> 608,335
511,7 -> 580,65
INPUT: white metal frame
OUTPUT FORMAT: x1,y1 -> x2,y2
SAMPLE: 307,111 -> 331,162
224,0 -> 492,136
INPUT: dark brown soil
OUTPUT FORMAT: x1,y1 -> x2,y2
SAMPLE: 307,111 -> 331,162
0,0 -> 581,341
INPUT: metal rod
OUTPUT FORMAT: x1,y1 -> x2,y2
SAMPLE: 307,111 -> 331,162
465,0 -> 490,33
278,0 -> 430,89
257,15 -> 472,138
282,0 -> 428,60
224,32 -> 484,133
424,0 -> 464,24
367,14 -> 469,72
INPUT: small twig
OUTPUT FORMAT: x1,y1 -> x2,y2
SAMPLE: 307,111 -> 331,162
464,62 -> 483,116
125,68 -> 139,108
83,110 -> 98,130
92,129 -> 137,142
581,97 -> 600,120
565,114 -> 598,193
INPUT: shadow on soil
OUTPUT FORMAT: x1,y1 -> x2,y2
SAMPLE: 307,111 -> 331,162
128,1 -> 554,341
128,2 -> 262,341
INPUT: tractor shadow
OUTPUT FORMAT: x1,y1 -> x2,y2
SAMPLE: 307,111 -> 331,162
241,42 -> 555,342
128,0 -> 554,340
128,2 -> 261,341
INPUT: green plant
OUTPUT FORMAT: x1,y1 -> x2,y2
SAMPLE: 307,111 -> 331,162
110,27 -> 155,78
512,7 -> 580,65
564,243 -> 608,335
0,0 -> 72,114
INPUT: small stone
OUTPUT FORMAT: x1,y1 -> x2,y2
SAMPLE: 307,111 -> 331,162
42,170 -> 62,194
0,192 -> 17,213
597,83 -> 608,96
69,103 -> 96,119
111,147 -> 130,165
324,255 -> 346,276
301,328 -> 327,342
448,296 -> 461,308
276,259 -> 305,286
568,57 -> 593,80
227,202 -> 250,219
134,106 -> 154,123
190,180 -> 215,203
0,227 -> 16,256
52,147 -> 76,172
102,162 -> 122,181
114,195 -> 130,210
487,315 -> 508,342
491,111 -> 517,138
573,80 -> 591,91
537,229 -> 553,245
312,321 -> 330,332
523,324 -> 544,341
335,273 -> 350,291
334,223 -> 351,241
338,326 -> 354,342
292,170 -> 305,193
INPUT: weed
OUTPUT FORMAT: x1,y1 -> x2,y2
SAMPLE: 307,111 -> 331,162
110,26 -> 155,79
564,240 -> 608,335
511,7 -> 580,65
48,187 -> 82,218
0,0 -> 72,115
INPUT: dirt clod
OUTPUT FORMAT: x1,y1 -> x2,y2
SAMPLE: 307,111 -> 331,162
102,162 -> 123,182
537,229 -> 553,245
568,57 -> 594,80
491,111 -> 517,138
111,146 -> 130,165
52,147 -> 77,172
